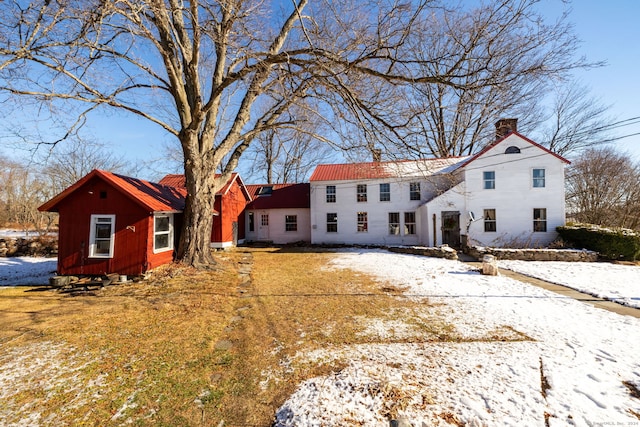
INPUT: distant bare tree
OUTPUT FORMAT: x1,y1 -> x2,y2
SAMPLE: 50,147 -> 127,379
0,0 -> 590,267
40,137 -> 132,194
541,81 -> 614,156
0,156 -> 53,232
566,147 -> 640,229
322,0 -> 592,159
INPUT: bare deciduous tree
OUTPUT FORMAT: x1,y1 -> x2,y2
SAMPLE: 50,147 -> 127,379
0,0 -> 590,267
566,147 -> 640,229
39,137 -> 132,194
541,81 -> 614,156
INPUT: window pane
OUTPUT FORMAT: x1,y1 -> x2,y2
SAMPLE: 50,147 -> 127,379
388,212 -> 400,235
357,212 -> 368,232
410,182 -> 420,200
533,169 -> 546,188
404,212 -> 416,235
155,216 -> 170,232
484,209 -> 496,232
483,171 -> 495,189
326,185 -> 336,203
95,223 -> 112,238
285,215 -> 297,231
357,184 -> 367,202
380,183 -> 390,201
327,213 -> 337,233
95,239 -> 111,254
155,234 -> 169,249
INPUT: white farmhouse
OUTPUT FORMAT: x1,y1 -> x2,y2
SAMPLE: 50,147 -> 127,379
310,119 -> 570,248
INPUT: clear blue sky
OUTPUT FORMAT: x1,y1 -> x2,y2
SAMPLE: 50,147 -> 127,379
3,0 -> 640,179
542,0 -> 640,161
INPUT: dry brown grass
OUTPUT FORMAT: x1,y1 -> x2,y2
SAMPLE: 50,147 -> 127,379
0,247 -> 528,426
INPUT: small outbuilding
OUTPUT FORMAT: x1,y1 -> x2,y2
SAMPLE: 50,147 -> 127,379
39,170 -> 186,276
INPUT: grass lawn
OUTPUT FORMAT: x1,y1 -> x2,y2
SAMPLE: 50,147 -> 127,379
0,248 -> 462,426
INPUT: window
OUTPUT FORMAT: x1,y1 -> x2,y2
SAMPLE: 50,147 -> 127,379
409,182 -> 421,201
326,213 -> 338,232
380,183 -> 390,202
285,215 -> 297,232
404,212 -> 416,235
505,146 -> 521,154
357,184 -> 367,202
533,208 -> 547,232
257,186 -> 273,196
483,171 -> 495,189
261,214 -> 269,226
154,213 -> 174,253
533,168 -> 546,188
326,185 -> 336,203
388,212 -> 400,235
483,209 -> 496,232
89,215 -> 115,258
248,212 -> 254,232
357,212 -> 368,232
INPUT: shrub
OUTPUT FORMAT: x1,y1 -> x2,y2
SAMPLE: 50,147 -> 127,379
557,224 -> 640,261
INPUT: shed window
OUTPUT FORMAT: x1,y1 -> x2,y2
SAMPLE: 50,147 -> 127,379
154,213 -> 174,253
89,215 -> 115,258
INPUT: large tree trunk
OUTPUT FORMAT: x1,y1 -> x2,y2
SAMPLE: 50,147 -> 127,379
176,151 -> 219,268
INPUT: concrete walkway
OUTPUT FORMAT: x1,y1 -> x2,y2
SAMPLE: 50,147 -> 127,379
461,257 -> 640,319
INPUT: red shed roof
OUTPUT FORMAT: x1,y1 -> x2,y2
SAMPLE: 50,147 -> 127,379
309,158 -> 466,182
38,169 -> 186,213
245,183 -> 310,209
159,172 -> 252,200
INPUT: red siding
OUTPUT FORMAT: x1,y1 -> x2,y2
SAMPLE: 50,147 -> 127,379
211,180 -> 248,245
55,176 -> 172,276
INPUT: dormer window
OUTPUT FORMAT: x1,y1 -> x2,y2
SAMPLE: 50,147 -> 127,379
505,146 -> 521,154
257,186 -> 273,196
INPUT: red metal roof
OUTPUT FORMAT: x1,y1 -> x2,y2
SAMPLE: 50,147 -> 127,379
309,158 -> 466,181
39,170 -> 186,213
159,172 -> 252,200
245,183 -> 310,209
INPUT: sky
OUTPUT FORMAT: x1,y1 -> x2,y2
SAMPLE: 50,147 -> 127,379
2,0 -> 640,181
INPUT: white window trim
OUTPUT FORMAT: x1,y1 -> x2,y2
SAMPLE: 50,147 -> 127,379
153,213 -> 174,254
89,214 -> 116,258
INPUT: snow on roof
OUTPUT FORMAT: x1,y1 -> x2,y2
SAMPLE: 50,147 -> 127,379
309,157 -> 468,182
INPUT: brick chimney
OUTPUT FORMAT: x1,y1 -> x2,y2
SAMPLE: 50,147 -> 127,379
495,118 -> 518,140
372,148 -> 382,162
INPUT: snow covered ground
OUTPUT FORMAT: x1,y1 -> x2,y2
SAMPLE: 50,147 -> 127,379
498,260 -> 640,309
0,257 -> 57,286
275,250 -> 640,426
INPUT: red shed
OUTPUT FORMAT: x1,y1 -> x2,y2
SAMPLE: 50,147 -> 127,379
38,170 -> 186,276
159,173 -> 252,248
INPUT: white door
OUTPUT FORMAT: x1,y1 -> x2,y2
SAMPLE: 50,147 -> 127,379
258,212 -> 269,240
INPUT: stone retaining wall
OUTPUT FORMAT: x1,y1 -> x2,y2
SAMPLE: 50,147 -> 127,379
0,237 -> 58,257
466,246 -> 598,262
388,245 -> 459,260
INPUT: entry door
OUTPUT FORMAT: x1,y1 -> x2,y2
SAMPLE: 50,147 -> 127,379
258,212 -> 269,240
441,211 -> 461,247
